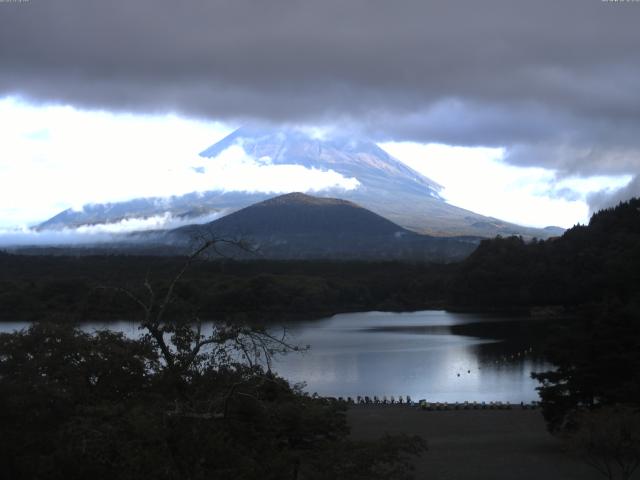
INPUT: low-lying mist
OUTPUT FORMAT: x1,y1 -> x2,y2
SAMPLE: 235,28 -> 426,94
0,212 -> 220,247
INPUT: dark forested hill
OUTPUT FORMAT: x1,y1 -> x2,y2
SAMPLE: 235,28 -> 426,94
449,198 -> 640,309
175,192 -> 406,237
170,192 -> 479,262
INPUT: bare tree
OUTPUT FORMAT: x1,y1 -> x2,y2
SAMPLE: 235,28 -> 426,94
101,235 -> 305,417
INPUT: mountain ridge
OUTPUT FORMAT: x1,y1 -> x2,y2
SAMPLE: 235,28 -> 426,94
255,192 -> 361,208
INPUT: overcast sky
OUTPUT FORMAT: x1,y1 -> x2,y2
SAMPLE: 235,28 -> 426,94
1,0 -> 639,230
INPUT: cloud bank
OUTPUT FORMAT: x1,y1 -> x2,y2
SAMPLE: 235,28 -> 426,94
0,212 -> 216,246
1,0 -> 639,210
0,99 -> 359,229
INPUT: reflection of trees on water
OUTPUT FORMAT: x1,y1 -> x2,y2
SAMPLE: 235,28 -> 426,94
471,339 -> 549,373
455,318 -> 553,368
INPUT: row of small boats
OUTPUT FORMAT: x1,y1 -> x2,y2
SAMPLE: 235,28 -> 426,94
318,395 -> 541,410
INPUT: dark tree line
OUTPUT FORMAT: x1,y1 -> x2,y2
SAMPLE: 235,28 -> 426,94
449,198 -> 640,309
0,254 -> 451,322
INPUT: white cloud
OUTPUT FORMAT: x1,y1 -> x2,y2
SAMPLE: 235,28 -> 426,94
0,212 -> 229,246
380,142 -> 632,228
0,226 -> 117,246
187,144 -> 360,194
71,212 -> 227,234
1,95 -> 631,232
0,97 -> 359,229
0,97 -> 229,226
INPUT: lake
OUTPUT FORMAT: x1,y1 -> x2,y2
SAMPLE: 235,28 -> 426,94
0,310 -> 550,403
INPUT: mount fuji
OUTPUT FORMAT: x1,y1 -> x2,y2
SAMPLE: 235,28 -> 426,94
38,127 -> 559,239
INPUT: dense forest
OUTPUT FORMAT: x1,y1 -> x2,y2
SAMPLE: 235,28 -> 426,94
0,254 -> 452,322
449,198 -> 640,310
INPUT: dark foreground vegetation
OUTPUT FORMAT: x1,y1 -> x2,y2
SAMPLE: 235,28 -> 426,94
0,322 -> 425,479
0,242 -> 426,479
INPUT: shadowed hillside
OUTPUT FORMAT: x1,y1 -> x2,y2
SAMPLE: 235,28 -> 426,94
171,192 -> 480,261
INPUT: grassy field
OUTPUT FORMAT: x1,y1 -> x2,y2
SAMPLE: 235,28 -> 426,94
348,406 -> 602,480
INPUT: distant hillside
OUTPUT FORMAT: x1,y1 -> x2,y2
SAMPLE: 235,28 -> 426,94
449,198 -> 640,308
170,192 -> 479,261
176,193 -> 402,237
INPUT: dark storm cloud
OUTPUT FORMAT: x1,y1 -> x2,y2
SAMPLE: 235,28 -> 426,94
1,0 -> 639,204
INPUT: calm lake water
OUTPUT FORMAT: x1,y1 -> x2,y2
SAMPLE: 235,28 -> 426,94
0,310 -> 550,403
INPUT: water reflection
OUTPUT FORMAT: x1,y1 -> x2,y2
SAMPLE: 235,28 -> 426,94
273,311 -> 550,402
0,310 -> 550,402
